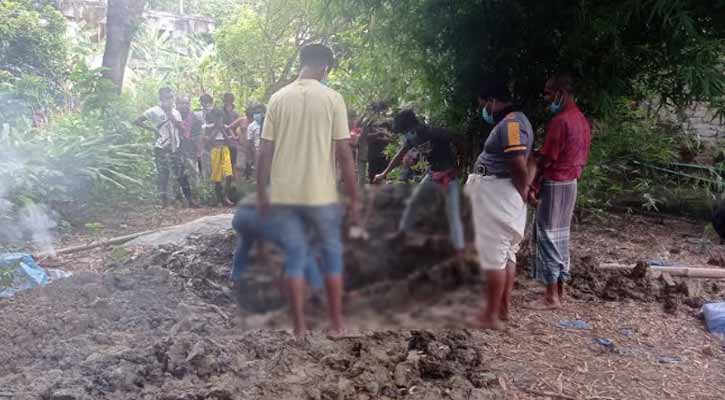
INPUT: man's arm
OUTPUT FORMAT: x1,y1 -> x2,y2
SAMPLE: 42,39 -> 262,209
525,154 -> 539,205
133,115 -> 156,134
256,138 -> 275,215
227,116 -> 246,130
507,155 -> 529,202
372,144 -> 409,184
335,138 -> 360,223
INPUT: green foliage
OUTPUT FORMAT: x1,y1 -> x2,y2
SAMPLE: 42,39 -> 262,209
211,0 -> 424,111
0,0 -> 67,81
577,100 -> 694,211
0,119 -> 148,207
127,28 -> 215,100
0,0 -> 68,125
349,0 -> 725,130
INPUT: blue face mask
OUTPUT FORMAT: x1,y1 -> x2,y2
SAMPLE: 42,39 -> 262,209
481,100 -> 495,124
253,113 -> 262,123
548,95 -> 564,114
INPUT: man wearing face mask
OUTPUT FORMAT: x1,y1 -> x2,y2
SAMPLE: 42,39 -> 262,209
373,109 -> 465,262
256,44 -> 358,337
526,74 -> 591,310
134,87 -> 184,207
466,78 -> 533,330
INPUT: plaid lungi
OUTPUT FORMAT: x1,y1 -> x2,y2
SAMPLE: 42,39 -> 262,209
532,180 -> 577,285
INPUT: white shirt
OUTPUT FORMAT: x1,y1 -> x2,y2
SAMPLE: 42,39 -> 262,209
144,106 -> 182,150
247,121 -> 261,148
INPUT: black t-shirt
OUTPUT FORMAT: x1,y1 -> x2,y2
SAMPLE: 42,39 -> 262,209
223,109 -> 240,125
403,126 -> 455,172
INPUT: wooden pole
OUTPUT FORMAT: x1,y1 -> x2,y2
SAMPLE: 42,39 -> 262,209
36,226 -> 171,259
599,263 -> 725,279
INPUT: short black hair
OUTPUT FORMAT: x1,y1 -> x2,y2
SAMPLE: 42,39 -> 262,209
223,92 -> 235,103
159,87 -> 174,98
368,100 -> 389,113
300,44 -> 335,68
199,93 -> 213,105
548,73 -> 575,95
245,103 -> 265,117
393,109 -> 419,133
478,79 -> 511,102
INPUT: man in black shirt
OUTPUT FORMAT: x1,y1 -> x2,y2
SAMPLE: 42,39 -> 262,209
361,101 -> 394,184
373,109 -> 464,257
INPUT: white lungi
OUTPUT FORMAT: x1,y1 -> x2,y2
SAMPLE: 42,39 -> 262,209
465,174 -> 527,271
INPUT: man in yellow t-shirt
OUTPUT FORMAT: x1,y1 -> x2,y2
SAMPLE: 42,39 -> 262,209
256,44 -> 358,337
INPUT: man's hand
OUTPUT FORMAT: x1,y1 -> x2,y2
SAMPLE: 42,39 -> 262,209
347,198 -> 361,226
527,188 -> 539,206
372,173 -> 386,184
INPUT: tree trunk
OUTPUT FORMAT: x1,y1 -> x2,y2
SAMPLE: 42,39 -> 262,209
102,0 -> 146,91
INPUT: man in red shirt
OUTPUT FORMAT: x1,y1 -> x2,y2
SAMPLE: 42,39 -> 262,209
526,74 -> 591,310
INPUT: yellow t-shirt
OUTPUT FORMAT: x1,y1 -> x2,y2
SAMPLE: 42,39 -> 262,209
262,79 -> 350,205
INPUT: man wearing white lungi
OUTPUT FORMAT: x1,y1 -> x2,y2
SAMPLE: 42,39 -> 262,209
466,79 -> 533,330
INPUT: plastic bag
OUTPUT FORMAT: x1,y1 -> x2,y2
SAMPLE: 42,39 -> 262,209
0,252 -> 49,298
703,302 -> 725,334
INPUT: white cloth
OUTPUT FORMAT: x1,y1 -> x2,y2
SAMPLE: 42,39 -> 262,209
465,174 -> 527,271
144,106 -> 182,150
247,121 -> 261,148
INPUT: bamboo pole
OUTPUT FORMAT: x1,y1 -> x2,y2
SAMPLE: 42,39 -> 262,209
599,262 -> 725,279
37,226 -> 172,258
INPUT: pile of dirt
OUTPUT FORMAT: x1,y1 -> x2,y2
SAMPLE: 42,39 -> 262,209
0,260 -> 501,399
111,184 -> 475,314
566,255 -> 723,312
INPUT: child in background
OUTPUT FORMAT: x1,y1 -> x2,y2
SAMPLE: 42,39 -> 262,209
205,109 -> 235,206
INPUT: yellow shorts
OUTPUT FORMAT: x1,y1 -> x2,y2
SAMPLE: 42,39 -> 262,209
210,145 -> 233,182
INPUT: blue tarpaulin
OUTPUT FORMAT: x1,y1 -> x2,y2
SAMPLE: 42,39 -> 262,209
703,302 -> 725,334
0,252 -> 49,298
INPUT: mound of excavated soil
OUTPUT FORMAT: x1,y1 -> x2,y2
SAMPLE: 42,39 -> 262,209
0,263 -> 502,400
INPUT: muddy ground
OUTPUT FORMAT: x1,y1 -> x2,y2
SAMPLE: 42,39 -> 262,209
2,185 -> 725,399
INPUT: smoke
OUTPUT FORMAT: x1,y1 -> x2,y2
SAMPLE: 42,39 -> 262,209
18,204 -> 57,256
0,136 -> 58,255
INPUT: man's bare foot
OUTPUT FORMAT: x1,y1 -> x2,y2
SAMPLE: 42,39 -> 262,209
524,298 -> 561,310
557,282 -> 566,303
466,315 -> 503,331
325,326 -> 349,337
499,307 -> 509,322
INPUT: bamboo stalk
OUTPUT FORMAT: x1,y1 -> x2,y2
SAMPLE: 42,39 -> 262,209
598,262 -> 725,279
37,226 -> 172,258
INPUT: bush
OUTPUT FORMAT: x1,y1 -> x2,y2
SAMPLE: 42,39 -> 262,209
578,99 -> 720,216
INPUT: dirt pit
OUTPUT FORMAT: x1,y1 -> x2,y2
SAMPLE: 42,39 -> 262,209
3,186 -> 725,399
